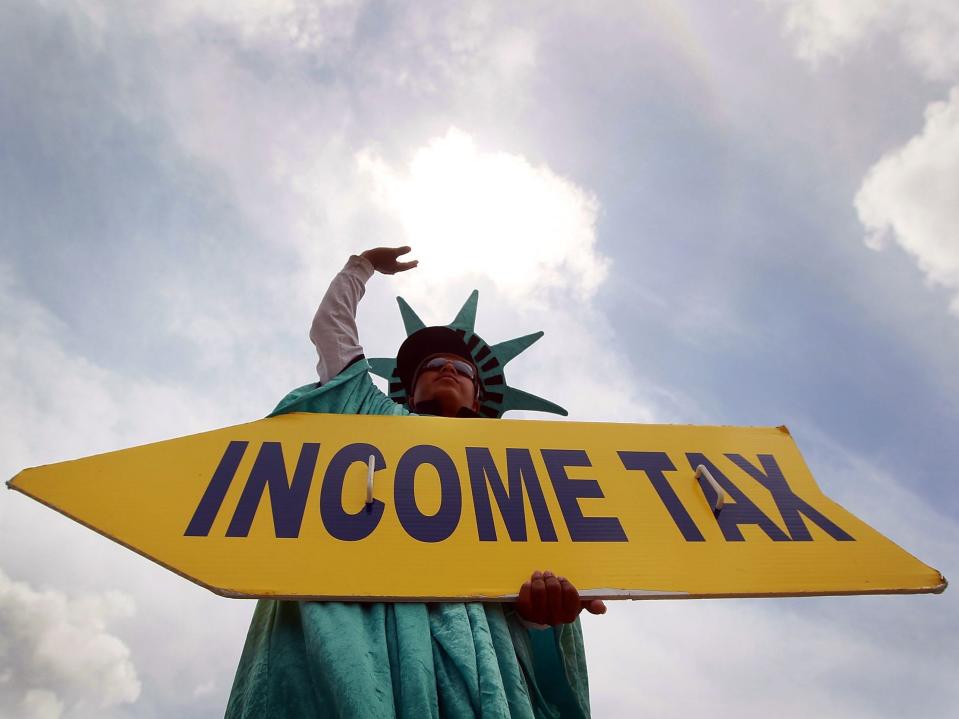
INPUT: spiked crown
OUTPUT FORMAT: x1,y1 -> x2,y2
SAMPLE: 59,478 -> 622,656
368,291 -> 567,418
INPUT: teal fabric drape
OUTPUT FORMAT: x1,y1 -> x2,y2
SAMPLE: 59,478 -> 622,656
226,361 -> 590,718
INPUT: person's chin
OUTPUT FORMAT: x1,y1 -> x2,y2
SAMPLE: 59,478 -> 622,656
425,386 -> 467,405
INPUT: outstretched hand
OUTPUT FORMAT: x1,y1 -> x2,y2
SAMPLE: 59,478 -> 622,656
361,246 -> 418,275
516,571 -> 607,626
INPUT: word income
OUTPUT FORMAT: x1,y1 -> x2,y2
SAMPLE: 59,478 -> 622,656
185,441 -> 854,544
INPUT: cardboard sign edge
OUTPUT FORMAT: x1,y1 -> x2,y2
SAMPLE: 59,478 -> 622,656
6,475 -> 947,602
7,418 -> 948,602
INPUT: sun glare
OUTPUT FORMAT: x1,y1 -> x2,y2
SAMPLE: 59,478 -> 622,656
357,128 -> 607,305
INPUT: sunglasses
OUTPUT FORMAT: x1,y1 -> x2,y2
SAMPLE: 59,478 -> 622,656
418,356 -> 477,381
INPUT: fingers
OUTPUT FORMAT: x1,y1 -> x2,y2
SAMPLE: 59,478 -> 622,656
516,571 -> 545,624
529,571 -> 548,621
583,599 -> 607,615
517,577 -> 533,619
559,576 -> 580,622
383,246 -> 417,274
360,246 -> 418,274
517,571 -> 596,625
394,259 -> 419,273
544,571 -> 564,624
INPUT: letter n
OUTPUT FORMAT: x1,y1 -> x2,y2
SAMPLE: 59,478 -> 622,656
226,442 -> 319,538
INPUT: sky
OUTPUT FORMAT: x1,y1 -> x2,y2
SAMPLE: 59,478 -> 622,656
1,0 -> 958,716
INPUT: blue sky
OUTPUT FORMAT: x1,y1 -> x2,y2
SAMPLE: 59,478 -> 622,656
2,1 -> 957,717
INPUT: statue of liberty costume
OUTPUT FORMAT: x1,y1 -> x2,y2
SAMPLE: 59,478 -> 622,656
226,257 -> 591,718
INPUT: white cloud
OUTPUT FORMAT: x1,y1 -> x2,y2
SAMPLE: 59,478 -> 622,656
0,567 -> 140,717
774,0 -> 887,64
358,127 -> 608,308
855,87 -> 959,313
20,689 -> 64,719
187,0 -> 360,50
771,0 -> 959,80
72,0 -> 362,52
768,1 -> 959,317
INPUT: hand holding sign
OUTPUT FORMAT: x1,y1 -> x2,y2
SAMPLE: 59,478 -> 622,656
517,571 -> 607,625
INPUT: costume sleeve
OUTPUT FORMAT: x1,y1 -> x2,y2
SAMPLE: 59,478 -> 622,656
311,254 -> 375,384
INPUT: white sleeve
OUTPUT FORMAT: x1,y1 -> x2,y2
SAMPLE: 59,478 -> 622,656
310,254 -> 375,384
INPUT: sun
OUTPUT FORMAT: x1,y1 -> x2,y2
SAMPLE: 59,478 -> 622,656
357,128 -> 607,305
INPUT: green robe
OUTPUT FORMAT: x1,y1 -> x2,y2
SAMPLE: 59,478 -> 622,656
226,361 -> 591,718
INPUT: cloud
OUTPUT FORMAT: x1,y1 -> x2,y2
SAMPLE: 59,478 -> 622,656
20,690 -> 64,719
0,265 -> 231,469
771,0 -> 959,80
66,0 -> 362,53
768,1 -> 959,317
855,88 -> 959,313
171,0 -> 360,50
773,0 -> 887,64
0,567 -> 140,717
358,127 -> 607,308
352,127 -> 684,423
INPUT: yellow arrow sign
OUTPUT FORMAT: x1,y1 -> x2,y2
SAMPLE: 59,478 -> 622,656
8,413 -> 946,600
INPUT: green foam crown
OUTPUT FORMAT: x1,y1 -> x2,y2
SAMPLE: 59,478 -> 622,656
368,290 -> 568,418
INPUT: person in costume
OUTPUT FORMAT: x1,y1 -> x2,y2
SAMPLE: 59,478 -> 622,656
226,247 -> 605,718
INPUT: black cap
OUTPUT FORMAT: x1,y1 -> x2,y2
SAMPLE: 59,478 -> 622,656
395,326 -> 476,395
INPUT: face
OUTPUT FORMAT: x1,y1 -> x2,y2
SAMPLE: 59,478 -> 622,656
410,353 -> 480,415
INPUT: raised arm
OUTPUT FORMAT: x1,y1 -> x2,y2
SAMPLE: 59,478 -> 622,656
311,246 -> 418,383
